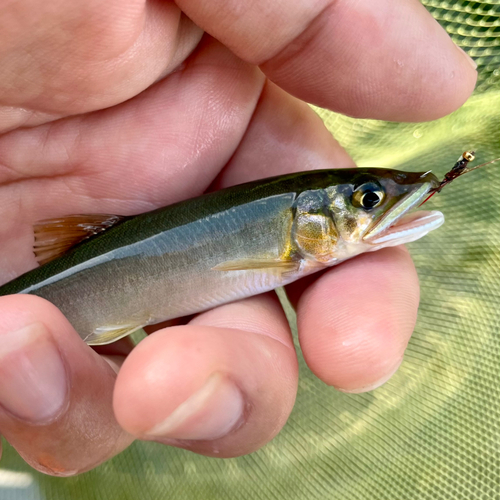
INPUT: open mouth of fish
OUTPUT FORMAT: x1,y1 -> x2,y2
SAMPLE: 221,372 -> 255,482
363,182 -> 444,246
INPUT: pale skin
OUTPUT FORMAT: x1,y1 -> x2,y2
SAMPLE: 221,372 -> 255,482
0,0 -> 476,475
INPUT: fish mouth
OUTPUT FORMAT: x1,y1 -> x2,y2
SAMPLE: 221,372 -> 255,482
363,183 -> 444,246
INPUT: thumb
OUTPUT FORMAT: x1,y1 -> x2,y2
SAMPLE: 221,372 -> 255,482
0,295 -> 133,476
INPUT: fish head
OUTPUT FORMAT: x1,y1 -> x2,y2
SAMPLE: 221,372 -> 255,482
322,168 -> 443,258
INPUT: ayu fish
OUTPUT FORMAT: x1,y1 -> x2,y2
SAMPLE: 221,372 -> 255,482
3,157 -> 476,345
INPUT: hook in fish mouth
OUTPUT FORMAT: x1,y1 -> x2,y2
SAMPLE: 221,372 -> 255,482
363,182 -> 444,246
363,149 -> 500,246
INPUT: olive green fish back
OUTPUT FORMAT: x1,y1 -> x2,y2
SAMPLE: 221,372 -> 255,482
2,1 -> 500,499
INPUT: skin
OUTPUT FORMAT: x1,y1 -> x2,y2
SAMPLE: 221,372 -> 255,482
0,0 -> 476,475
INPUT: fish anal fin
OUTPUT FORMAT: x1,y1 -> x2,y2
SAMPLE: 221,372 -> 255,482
34,214 -> 127,265
212,258 -> 300,273
84,322 -> 146,345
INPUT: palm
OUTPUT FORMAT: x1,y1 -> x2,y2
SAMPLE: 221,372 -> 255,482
0,0 -> 476,476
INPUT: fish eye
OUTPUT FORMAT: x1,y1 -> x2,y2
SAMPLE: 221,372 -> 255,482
352,183 -> 385,210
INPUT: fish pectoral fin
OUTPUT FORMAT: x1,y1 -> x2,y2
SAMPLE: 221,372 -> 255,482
212,258 -> 300,273
33,214 -> 129,265
84,322 -> 146,345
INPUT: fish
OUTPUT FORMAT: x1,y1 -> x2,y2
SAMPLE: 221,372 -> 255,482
0,167 -> 444,345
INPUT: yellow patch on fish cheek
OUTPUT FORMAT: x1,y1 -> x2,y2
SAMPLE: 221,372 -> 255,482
292,214 -> 338,263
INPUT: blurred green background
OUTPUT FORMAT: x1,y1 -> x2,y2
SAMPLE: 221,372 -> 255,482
1,1 -> 500,499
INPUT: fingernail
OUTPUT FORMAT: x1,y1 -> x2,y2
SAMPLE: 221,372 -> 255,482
337,358 -> 404,394
457,45 -> 477,70
146,373 -> 244,441
0,323 -> 68,423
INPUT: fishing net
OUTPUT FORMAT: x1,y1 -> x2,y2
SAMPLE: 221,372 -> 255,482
1,1 -> 499,499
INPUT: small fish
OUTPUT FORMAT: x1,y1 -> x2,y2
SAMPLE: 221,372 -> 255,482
0,159 -> 486,345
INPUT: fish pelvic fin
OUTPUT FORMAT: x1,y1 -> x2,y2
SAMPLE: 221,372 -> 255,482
84,322 -> 146,345
33,214 -> 128,265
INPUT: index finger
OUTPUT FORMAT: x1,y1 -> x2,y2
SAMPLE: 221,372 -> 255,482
175,0 -> 477,121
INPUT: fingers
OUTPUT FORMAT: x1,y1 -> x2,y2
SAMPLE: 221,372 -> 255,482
114,294 -> 298,457
1,0 -> 476,130
287,247 -> 420,392
0,38 -> 263,201
0,295 -> 133,476
0,1 -> 203,129
177,0 -> 477,121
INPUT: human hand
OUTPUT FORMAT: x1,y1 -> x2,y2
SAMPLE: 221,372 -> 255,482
0,0 -> 476,475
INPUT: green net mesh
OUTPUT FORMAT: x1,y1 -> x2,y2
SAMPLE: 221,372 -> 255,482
2,2 -> 500,499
